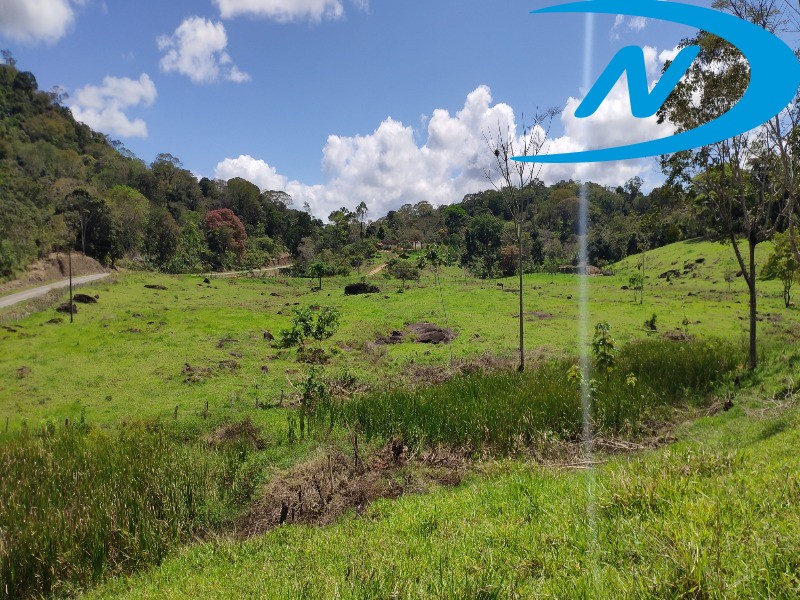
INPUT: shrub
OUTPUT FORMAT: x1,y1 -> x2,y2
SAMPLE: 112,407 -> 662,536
279,306 -> 340,348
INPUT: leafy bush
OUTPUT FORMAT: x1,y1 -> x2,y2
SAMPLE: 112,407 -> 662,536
279,306 -> 340,348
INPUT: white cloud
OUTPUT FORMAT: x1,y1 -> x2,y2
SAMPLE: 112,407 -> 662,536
215,47 -> 680,219
158,16 -> 250,84
68,74 -> 157,138
214,0 -> 366,23
542,45 -> 675,188
611,15 -> 648,40
216,155 -> 291,190
0,0 -> 83,44
629,17 -> 648,32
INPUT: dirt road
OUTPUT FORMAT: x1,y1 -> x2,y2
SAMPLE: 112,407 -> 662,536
0,274 -> 110,309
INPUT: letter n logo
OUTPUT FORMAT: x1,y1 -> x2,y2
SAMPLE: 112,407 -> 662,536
576,45 -> 701,119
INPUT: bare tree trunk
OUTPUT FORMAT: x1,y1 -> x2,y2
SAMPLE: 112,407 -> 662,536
748,238 -> 757,370
80,214 -> 87,255
517,222 -> 524,372
729,232 -> 758,370
640,251 -> 645,305
68,246 -> 73,324
791,202 -> 800,265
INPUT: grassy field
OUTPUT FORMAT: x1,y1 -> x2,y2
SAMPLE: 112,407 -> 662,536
1,240 -> 797,432
2,239 -> 799,598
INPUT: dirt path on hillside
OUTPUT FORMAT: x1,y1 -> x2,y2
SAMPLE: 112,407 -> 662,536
204,264 -> 293,279
0,253 -> 107,297
0,274 -> 110,309
367,264 -> 387,276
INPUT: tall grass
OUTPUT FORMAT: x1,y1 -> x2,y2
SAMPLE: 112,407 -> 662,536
0,421 -> 251,599
325,339 -> 740,453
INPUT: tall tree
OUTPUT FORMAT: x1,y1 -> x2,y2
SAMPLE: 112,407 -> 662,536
355,201 -> 368,238
144,207 -> 181,265
659,28 -> 784,370
104,185 -> 149,255
484,109 -> 557,371
204,208 -> 247,265
727,0 -> 800,266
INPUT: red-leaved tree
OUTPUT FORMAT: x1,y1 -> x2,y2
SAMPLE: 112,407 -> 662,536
204,208 -> 247,260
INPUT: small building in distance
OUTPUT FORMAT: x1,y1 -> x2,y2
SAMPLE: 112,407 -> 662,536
377,239 -> 399,251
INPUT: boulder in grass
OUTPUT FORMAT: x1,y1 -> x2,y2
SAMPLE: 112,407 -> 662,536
145,284 -> 168,290
73,294 -> 97,304
56,303 -> 77,314
344,282 -> 380,296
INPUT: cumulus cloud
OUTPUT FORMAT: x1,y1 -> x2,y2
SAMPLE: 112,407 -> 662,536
611,15 -> 648,40
68,74 -> 157,138
0,0 -> 83,44
541,45 -> 676,188
158,16 -> 250,84
216,155 -> 292,191
214,0 -> 365,23
215,46 -> 680,219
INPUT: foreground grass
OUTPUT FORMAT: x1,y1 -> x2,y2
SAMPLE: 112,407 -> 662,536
89,358 -> 800,599
0,419 -> 288,599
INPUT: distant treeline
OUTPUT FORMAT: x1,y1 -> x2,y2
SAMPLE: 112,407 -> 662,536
0,54 -> 706,281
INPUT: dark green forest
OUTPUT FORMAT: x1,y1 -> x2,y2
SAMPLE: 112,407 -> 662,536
0,54 -> 706,282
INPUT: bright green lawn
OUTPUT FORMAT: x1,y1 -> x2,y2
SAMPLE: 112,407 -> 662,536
1,240 -> 797,431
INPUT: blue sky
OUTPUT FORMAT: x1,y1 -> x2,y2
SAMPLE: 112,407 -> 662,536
0,0 -> 708,217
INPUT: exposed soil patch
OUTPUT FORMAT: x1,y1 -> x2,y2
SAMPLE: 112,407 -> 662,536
376,330 -> 405,345
144,284 -> 167,291
377,322 -> 457,345
659,269 -> 682,281
17,366 -> 31,379
297,346 -> 329,364
239,441 -> 466,536
182,363 -> 213,383
217,337 -> 237,349
663,329 -> 694,342
56,303 -> 77,314
407,322 -> 457,344
557,265 -> 608,276
205,418 -> 266,451
513,311 -> 554,320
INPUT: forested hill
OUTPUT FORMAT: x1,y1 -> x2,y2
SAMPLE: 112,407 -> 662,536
0,56 -> 319,279
0,55 -> 707,282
